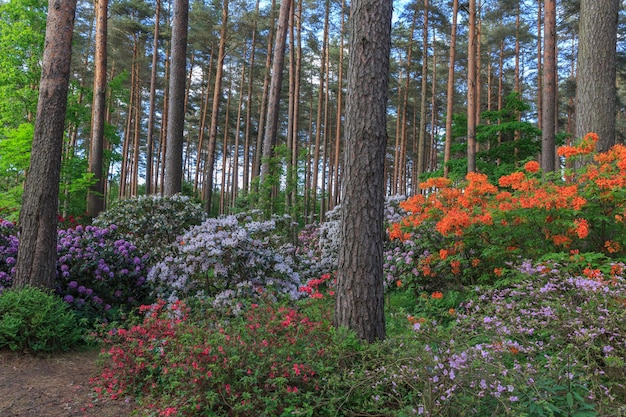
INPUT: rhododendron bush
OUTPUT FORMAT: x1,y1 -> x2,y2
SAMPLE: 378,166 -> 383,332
148,215 -> 301,310
388,133 -> 626,293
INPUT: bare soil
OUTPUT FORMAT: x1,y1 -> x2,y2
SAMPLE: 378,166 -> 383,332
0,349 -> 137,417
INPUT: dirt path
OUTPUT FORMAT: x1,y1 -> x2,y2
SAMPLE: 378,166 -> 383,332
0,350 -> 136,417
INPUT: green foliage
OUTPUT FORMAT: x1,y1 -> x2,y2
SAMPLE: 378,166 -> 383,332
0,0 -> 46,128
0,286 -> 84,352
442,93 -> 541,182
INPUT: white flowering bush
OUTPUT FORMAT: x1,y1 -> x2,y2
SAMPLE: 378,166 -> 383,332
147,215 -> 301,310
296,196 -> 408,283
93,194 -> 206,259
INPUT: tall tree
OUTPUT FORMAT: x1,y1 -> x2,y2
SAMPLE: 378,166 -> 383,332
13,0 -> 78,289
443,0 -> 458,178
335,0 -> 392,342
203,0 -> 228,212
575,0 -> 619,151
87,0 -> 108,216
260,0 -> 292,206
541,0 -> 556,172
467,0 -> 477,173
145,0 -> 161,195
164,0 -> 189,195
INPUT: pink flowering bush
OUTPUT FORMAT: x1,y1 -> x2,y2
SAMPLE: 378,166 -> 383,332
93,293 -> 340,416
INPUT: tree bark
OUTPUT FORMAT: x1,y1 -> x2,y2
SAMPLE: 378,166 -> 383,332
467,0 -> 477,173
443,0 -> 458,178
335,0 -> 391,343
145,0 -> 160,195
14,0 -> 77,289
541,0 -> 556,172
203,0 -> 228,212
87,0 -> 107,216
260,0 -> 292,211
575,0 -> 619,152
164,0 -> 189,195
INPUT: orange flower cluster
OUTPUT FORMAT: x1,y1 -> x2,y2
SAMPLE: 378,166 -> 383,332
387,134 -> 626,287
557,132 -> 599,158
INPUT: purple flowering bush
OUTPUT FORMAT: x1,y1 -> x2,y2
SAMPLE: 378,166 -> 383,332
0,220 -> 18,292
148,215 -> 301,312
334,259 -> 626,416
1,221 -> 153,323
56,225 -> 153,323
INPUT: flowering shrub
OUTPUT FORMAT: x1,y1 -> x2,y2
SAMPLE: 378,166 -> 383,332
147,215 -> 301,308
388,133 -> 626,291
326,260 -> 626,416
92,194 -> 207,259
0,220 -> 18,292
93,296 -> 338,416
56,225 -> 153,323
297,197 -> 407,283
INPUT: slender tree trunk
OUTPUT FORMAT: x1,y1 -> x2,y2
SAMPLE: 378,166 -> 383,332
536,0 -> 542,130
231,56 -> 246,208
417,0 -> 429,182
242,0 -> 260,195
220,78 -> 232,215
330,0 -> 345,208
194,51 -> 214,195
164,0 -> 189,195
158,39 -> 171,195
467,0 -> 477,173
308,0 -> 328,221
541,0 -> 556,172
14,0 -> 77,289
399,11 -> 416,194
260,0 -> 292,212
252,0 -> 277,185
204,0 -> 229,212
87,0 -> 107,216
443,0 -> 458,178
145,0 -> 160,195
335,0 -> 391,343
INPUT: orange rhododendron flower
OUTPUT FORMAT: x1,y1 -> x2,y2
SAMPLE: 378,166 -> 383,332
551,234 -> 572,247
420,177 -> 452,189
493,268 -> 503,277
431,291 -> 444,299
471,258 -> 481,267
605,240 -> 621,254
524,160 -> 540,173
439,249 -> 449,260
450,259 -> 461,275
498,171 -> 526,189
574,218 -> 589,239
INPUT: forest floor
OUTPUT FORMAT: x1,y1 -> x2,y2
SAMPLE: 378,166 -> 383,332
0,349 -> 137,417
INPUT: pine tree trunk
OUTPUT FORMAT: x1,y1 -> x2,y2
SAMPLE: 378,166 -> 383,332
14,0 -> 77,289
145,0 -> 160,195
164,0 -> 189,196
87,0 -> 107,216
335,0 -> 391,343
443,0 -> 458,178
204,0 -> 229,212
575,0 -> 619,151
541,0 -> 556,172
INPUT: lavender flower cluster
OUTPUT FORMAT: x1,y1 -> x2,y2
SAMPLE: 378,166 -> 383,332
148,215 -> 301,309
0,220 -> 18,292
56,225 -> 152,322
362,259 -> 626,415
